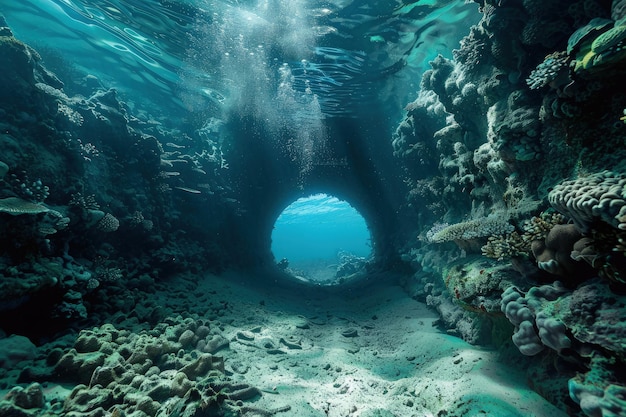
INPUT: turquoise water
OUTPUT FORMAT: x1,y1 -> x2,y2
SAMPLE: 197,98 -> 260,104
271,194 -> 371,263
1,0 -> 479,121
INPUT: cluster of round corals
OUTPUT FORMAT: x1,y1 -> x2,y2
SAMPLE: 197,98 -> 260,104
501,282 -> 572,356
24,320 -> 289,417
502,279 -> 626,417
526,51 -> 570,90
4,170 -> 51,203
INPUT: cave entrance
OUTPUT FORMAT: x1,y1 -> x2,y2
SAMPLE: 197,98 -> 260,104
271,193 -> 373,285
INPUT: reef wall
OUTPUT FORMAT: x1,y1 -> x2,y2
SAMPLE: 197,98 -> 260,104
0,19 -> 238,335
395,0 -> 626,415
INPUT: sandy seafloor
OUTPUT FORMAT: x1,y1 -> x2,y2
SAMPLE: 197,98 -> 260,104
1,271 -> 568,417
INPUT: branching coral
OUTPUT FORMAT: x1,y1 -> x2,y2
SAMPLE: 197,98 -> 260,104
482,231 -> 526,260
481,212 -> 565,260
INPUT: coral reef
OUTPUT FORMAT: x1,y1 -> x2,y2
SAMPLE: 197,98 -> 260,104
501,282 -> 572,356
548,170 -> 626,233
526,51 -> 570,90
399,1 -> 626,416
501,280 -> 626,416
1,1 -> 626,416
530,224 -> 593,280
0,21 -> 234,330
0,317 -> 289,417
481,212 -> 566,261
427,216 -> 514,244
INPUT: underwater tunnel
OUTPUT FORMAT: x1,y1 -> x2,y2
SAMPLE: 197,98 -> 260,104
220,113 -> 415,279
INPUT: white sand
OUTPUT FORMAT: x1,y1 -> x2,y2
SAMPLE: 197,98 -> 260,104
191,272 -> 568,417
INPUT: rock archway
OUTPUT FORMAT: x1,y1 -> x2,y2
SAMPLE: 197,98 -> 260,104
220,112 -> 415,275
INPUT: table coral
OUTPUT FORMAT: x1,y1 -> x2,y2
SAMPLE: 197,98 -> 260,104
0,197 -> 49,215
428,216 -> 514,244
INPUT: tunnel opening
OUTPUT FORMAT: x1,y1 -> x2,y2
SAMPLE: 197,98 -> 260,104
271,193 -> 374,286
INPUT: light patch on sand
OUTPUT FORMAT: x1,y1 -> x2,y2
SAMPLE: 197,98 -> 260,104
192,272 -> 568,417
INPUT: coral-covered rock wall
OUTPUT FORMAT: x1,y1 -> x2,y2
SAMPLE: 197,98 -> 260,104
0,20 -> 235,335
396,1 -> 626,415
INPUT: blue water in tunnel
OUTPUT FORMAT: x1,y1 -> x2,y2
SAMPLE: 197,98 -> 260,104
271,194 -> 372,264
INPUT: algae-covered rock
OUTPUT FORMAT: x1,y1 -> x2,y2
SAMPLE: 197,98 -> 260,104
0,383 -> 46,417
36,320 -> 257,416
0,258 -> 62,310
444,255 -> 527,314
0,161 -> 8,179
0,335 -> 37,368
0,33 -> 37,89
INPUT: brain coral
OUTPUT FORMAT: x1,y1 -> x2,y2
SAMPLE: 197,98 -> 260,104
548,170 -> 626,232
